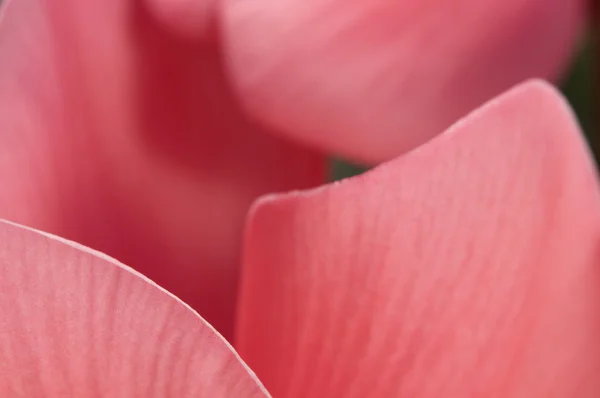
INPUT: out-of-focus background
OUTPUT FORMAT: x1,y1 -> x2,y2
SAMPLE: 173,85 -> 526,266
330,37 -> 597,181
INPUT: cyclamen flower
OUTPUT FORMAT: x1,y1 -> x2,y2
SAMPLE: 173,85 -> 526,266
2,81 -> 600,396
219,0 -> 585,162
0,0 -> 584,342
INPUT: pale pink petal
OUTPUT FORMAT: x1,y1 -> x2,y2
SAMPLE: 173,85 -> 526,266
222,0 -> 585,163
0,0 -> 324,339
0,219 -> 269,397
237,80 -> 600,396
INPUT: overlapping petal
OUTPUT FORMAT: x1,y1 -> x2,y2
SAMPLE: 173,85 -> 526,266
0,219 -> 270,397
238,81 -> 600,396
222,0 -> 585,163
0,0 -> 324,339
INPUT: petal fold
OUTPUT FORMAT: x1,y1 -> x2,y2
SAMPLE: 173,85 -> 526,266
222,0 -> 585,163
0,0 -> 324,339
238,80 -> 600,397
0,219 -> 269,397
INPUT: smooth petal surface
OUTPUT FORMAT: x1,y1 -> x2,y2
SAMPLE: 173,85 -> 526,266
238,81 -> 600,397
0,219 -> 269,397
144,0 -> 215,38
0,0 -> 324,339
222,0 -> 585,163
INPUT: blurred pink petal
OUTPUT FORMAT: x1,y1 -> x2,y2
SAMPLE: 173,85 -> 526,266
222,0 -> 585,163
144,0 -> 215,38
0,219 -> 270,397
0,0 -> 324,339
238,80 -> 600,396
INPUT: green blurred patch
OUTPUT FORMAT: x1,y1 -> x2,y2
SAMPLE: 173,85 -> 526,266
561,38 -> 598,160
330,37 -> 598,181
328,158 -> 367,181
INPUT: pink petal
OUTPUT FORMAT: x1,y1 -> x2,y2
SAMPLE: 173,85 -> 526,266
0,219 -> 269,397
0,0 -> 324,340
144,0 -> 216,38
222,0 -> 585,163
238,80 -> 600,396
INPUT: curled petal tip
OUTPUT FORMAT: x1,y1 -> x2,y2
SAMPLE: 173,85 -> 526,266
222,0 -> 585,163
239,81 -> 600,397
